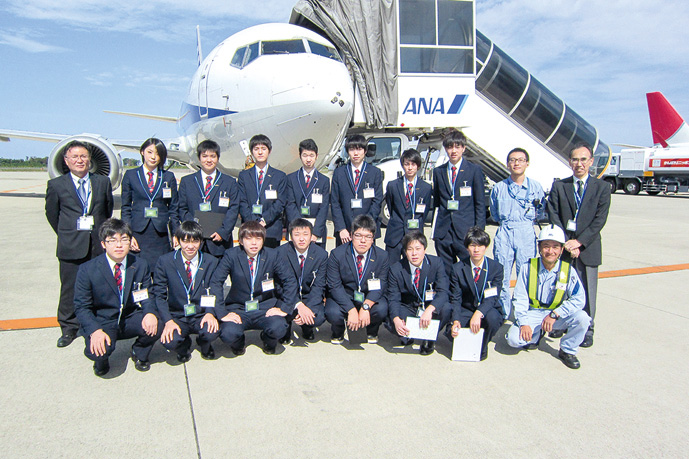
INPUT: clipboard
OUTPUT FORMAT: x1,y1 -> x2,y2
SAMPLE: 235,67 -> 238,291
193,211 -> 225,239
451,328 -> 484,362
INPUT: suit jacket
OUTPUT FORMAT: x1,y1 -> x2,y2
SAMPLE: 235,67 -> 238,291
326,243 -> 389,311
384,177 -> 433,248
285,169 -> 330,239
120,167 -> 179,233
387,255 -> 449,320
238,165 -> 287,240
74,253 -> 156,336
276,242 -> 328,310
152,250 -> 219,323
330,162 -> 383,235
450,257 -> 503,323
432,160 -> 486,238
178,170 -> 240,254
210,246 -> 298,317
45,173 -> 114,260
547,175 -> 611,266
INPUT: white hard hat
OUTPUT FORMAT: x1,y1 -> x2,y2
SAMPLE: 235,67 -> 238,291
537,224 -> 566,244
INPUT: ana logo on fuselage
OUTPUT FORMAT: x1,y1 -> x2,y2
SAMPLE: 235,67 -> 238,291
402,94 -> 468,115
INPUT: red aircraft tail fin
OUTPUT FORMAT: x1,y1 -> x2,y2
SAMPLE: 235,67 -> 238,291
646,92 -> 689,147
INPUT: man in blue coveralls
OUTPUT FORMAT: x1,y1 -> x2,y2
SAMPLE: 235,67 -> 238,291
489,148 -> 545,318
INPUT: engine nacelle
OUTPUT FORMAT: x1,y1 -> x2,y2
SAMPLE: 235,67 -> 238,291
48,134 -> 124,190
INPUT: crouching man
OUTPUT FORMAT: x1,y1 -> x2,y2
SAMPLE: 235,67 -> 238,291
505,225 -> 590,369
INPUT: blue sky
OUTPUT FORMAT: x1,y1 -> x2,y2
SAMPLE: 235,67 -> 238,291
1,0 -> 688,160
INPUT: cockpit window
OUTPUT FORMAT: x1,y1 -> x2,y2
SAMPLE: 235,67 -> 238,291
230,46 -> 247,68
308,40 -> 342,62
246,42 -> 259,66
262,39 -> 306,55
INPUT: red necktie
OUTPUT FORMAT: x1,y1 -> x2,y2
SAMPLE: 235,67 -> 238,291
114,263 -> 123,293
299,254 -> 305,272
414,267 -> 420,289
305,173 -> 311,189
205,175 -> 213,195
406,182 -> 413,208
473,266 -> 481,283
354,169 -> 360,189
356,254 -> 364,279
248,257 -> 254,277
147,171 -> 155,193
451,166 -> 457,185
185,260 -> 192,284
258,170 -> 264,188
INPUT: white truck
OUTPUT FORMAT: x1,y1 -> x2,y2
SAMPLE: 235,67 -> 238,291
602,149 -> 689,195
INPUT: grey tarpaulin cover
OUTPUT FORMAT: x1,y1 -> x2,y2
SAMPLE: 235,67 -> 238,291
291,0 -> 398,129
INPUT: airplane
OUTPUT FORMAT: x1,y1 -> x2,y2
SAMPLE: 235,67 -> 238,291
0,23 -> 354,190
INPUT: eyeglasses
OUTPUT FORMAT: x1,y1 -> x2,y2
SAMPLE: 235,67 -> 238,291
66,155 -> 89,161
104,237 -> 131,245
507,158 -> 527,164
352,233 -> 374,241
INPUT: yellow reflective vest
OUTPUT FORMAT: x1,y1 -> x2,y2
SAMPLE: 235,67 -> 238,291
527,258 -> 571,310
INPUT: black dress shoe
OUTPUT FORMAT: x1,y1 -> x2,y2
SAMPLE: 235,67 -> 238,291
302,327 -> 316,342
131,351 -> 151,372
262,344 -> 277,355
579,335 -> 594,348
177,352 -> 192,363
201,346 -> 216,360
279,331 -> 292,345
480,352 -> 488,361
57,332 -> 77,348
558,349 -> 581,369
549,329 -> 565,339
231,346 -> 246,356
419,340 -> 435,355
93,361 -> 110,377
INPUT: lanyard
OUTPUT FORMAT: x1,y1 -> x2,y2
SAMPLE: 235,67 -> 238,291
76,177 -> 91,215
298,169 -> 318,205
447,161 -> 460,199
472,259 -> 488,302
175,251 -> 203,303
350,244 -> 371,291
137,167 -> 163,207
507,177 -> 532,209
248,253 -> 261,300
410,258 -> 428,302
255,166 -> 268,203
195,171 -> 222,202
346,162 -> 367,197
574,179 -> 587,209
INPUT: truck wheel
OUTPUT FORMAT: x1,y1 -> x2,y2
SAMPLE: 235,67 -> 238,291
380,201 -> 390,227
604,177 -> 616,193
623,180 -> 640,195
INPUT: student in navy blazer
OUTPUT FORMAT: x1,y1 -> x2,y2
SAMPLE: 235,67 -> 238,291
276,218 -> 328,343
325,215 -> 389,344
432,129 -> 486,273
73,219 -> 161,377
449,228 -> 504,361
384,149 -> 433,264
210,221 -> 298,354
331,135 -> 383,246
178,140 -> 240,257
285,139 -> 330,248
387,231 -> 450,355
121,138 -> 179,269
152,222 -> 220,362
238,134 -> 287,249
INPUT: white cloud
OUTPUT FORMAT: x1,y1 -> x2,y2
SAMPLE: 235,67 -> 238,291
0,30 -> 69,53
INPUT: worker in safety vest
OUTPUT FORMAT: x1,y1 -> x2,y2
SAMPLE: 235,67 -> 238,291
505,224 -> 590,369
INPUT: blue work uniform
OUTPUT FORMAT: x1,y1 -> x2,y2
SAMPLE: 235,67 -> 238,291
489,177 -> 545,317
505,258 -> 590,355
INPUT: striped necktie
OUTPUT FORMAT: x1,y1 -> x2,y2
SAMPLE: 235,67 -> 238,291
356,254 -> 364,279
185,261 -> 192,285
147,171 -> 155,193
114,263 -> 123,293
299,254 -> 305,272
205,175 -> 213,195
414,267 -> 420,289
473,266 -> 480,283
406,182 -> 413,208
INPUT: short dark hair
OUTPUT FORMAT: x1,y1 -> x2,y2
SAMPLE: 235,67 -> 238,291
140,138 -> 168,165
464,226 -> 491,248
345,134 -> 367,152
238,220 -> 266,241
570,142 -> 593,159
288,217 -> 313,234
402,230 -> 427,251
400,148 -> 422,168
250,134 -> 272,152
197,140 -> 220,159
442,128 -> 467,149
99,218 -> 132,241
351,214 -> 376,235
174,221 -> 203,242
299,139 -> 318,155
507,147 -> 529,163
64,140 -> 91,157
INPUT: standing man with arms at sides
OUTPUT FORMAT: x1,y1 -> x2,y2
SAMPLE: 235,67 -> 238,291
46,140 -> 114,348
178,140 -> 240,257
387,231 -> 450,355
74,219 -> 161,377
325,215 -> 389,345
120,138 -> 179,270
505,225 -> 590,369
277,218 -> 328,343
449,227 -> 504,361
152,221 -> 220,362
330,134 -> 383,246
490,148 -> 545,319
432,129 -> 486,274
210,221 -> 298,355
547,142 -> 610,348
238,134 -> 287,249
285,139 -> 330,248
384,149 -> 433,263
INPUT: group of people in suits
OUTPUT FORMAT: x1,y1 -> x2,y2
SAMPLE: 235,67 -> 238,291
45,129 -> 609,376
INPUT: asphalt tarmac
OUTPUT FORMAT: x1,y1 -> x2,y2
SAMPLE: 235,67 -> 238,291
1,171 -> 688,458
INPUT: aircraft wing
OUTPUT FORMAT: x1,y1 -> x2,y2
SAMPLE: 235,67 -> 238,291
0,129 -> 68,143
613,143 -> 646,149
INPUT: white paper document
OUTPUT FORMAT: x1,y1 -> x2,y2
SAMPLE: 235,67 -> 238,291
451,328 -> 484,362
405,317 -> 440,341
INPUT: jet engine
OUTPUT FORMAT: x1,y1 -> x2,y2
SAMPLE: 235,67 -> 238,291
47,134 -> 124,190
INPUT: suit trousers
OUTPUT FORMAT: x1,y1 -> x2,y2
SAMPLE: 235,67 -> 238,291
571,257 -> 598,336
161,316 -> 220,354
285,302 -> 326,337
58,254 -> 91,334
506,309 -> 590,355
218,309 -> 289,350
388,303 -> 452,342
83,311 -> 162,365
434,230 -> 469,275
325,297 -> 388,338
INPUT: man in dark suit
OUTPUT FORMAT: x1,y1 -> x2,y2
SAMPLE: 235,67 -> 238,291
384,148 -> 433,264
325,215 -> 389,344
547,142 -> 610,348
210,221 -> 298,354
152,221 -> 220,362
330,135 -> 383,246
277,218 -> 328,343
285,139 -> 330,248
45,140 -> 114,348
178,140 -> 240,257
387,231 -> 450,355
449,227 -> 504,361
238,134 -> 287,249
73,219 -> 161,377
432,129 -> 486,273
